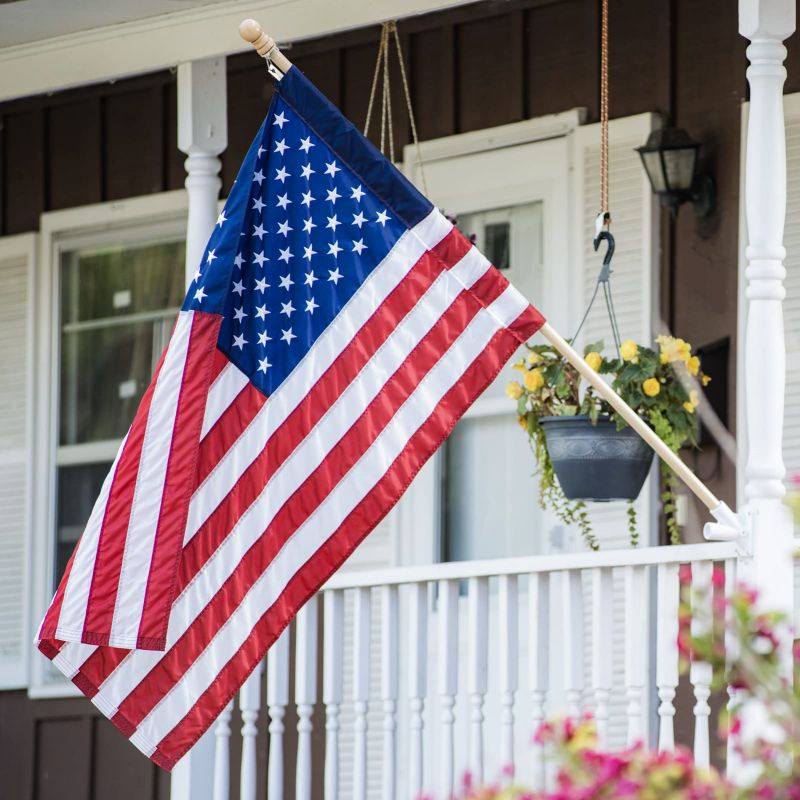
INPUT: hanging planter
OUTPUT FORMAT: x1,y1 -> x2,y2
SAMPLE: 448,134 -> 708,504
539,415 -> 653,502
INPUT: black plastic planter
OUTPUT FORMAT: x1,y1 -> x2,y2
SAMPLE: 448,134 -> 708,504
539,415 -> 654,502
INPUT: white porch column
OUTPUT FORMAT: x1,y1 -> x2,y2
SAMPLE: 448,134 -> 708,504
739,0 -> 795,620
171,55 -> 227,800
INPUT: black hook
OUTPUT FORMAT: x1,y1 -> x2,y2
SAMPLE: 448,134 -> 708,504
592,230 -> 615,282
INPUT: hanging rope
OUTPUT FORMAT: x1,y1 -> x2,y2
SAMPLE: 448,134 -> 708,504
599,0 -> 610,219
364,21 -> 428,194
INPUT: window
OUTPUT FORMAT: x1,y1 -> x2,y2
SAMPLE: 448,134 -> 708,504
54,237 -> 185,587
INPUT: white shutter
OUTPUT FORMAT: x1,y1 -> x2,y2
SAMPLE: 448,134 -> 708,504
0,234 -> 36,689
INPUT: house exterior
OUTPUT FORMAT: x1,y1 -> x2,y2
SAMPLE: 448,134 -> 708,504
0,1 -> 796,798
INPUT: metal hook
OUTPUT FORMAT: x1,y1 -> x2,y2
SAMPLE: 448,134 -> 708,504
592,230 -> 615,282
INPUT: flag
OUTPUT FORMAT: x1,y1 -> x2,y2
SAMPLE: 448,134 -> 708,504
37,65 -> 545,769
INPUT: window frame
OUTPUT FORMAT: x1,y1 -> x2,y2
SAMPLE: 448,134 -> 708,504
29,190 -> 188,697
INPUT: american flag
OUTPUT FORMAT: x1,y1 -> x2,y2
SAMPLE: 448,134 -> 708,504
37,66 -> 545,769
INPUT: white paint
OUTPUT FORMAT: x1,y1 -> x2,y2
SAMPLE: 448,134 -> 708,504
295,598 -> 318,800
238,660 -> 263,800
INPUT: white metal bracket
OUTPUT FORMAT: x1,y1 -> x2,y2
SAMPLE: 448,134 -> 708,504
703,500 -> 753,559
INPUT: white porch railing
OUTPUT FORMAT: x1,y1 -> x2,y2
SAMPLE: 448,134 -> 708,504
209,541 -> 739,799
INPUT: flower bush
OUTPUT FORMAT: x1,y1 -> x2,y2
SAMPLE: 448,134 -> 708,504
507,335 -> 711,547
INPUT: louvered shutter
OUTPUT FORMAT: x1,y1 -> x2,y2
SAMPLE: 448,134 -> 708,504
0,234 -> 36,689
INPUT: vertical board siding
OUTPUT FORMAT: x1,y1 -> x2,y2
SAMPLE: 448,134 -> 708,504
3,110 -> 45,233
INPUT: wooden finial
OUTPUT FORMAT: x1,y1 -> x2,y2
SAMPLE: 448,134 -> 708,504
239,19 -> 292,76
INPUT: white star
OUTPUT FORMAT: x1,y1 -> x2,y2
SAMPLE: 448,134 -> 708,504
275,166 -> 290,183
277,220 -> 293,237
281,327 -> 297,344
376,209 -> 390,226
273,110 -> 289,129
305,296 -> 319,314
253,169 -> 265,185
352,239 -> 367,255
253,223 -> 266,239
233,332 -> 248,350
257,356 -> 272,373
351,185 -> 365,201
253,251 -> 268,268
303,243 -> 317,260
257,145 -> 266,158
299,136 -> 314,153
255,304 -> 269,320
276,193 -> 291,210
279,273 -> 295,290
300,163 -> 315,179
234,252 -> 245,269
206,249 -> 217,265
304,271 -> 318,287
216,210 -> 227,227
233,306 -> 248,322
254,276 -> 269,292
252,197 -> 265,213
257,330 -> 271,346
302,217 -> 317,234
326,214 -> 341,231
328,267 -> 343,284
192,268 -> 202,283
301,190 -> 314,207
278,247 -> 294,264
326,187 -> 341,203
324,161 -> 341,177
352,211 -> 367,227
274,139 -> 289,155
232,279 -> 245,296
280,300 -> 295,317
194,286 -> 207,302
328,241 -> 343,257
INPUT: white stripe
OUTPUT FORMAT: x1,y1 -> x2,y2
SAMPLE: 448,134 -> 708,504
131,298 -> 511,751
51,431 -> 129,642
200,363 -> 249,440
185,209 -> 451,538
88,249 -> 488,706
108,311 -> 195,647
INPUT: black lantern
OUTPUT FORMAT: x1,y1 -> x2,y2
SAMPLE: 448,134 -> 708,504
636,127 -> 715,218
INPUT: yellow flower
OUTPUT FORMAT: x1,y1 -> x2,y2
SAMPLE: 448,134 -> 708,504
517,416 -> 528,430
620,339 -> 639,362
687,355 -> 700,376
657,335 -> 691,365
683,390 -> 700,414
683,401 -> 695,414
585,351 -> 602,371
524,368 -> 544,392
506,381 -> 523,400
527,351 -> 542,365
702,374 -> 712,386
512,359 -> 527,374
643,377 -> 661,397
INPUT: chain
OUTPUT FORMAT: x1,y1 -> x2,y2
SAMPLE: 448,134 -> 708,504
599,0 -> 610,216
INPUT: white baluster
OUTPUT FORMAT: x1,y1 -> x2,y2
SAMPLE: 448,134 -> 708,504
353,587 -> 371,800
239,661 -> 264,800
324,590 -> 344,800
212,701 -> 233,800
656,563 -> 680,752
528,572 -> 550,791
467,576 -> 489,784
690,561 -> 713,769
438,579 -> 459,799
381,585 -> 399,800
561,570 -> 584,720
408,582 -> 428,799
498,575 -> 518,781
590,568 -> 613,747
296,598 -> 318,800
724,560 -> 742,775
267,628 -> 290,800
624,565 -> 648,746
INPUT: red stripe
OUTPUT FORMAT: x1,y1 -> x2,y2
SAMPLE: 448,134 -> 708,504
152,322 -> 524,769
103,268 -> 497,729
136,312 -> 222,649
37,540 -> 79,651
208,347 -> 230,384
79,343 -> 172,644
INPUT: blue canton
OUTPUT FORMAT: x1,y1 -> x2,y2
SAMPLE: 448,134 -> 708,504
183,93 -> 407,397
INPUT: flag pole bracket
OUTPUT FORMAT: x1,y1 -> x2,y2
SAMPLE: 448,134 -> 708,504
239,19 -> 292,79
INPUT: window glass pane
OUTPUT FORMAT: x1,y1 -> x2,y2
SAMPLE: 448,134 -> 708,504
61,240 -> 185,325
55,462 -> 112,586
483,222 -> 510,270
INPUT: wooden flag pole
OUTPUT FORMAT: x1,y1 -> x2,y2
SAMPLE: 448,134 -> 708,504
238,19 -> 742,536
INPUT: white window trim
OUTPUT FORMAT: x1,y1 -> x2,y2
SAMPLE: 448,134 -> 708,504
28,189 -> 188,697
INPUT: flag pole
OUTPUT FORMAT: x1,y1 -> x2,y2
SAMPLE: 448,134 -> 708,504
238,19 -> 742,537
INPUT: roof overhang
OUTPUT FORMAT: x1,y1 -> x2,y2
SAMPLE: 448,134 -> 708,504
0,0 -> 475,103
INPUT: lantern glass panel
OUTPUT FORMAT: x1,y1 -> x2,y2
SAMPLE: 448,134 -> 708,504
641,151 -> 667,193
662,147 -> 697,192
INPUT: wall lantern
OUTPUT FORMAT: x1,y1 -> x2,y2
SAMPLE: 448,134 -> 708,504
636,127 -> 715,218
